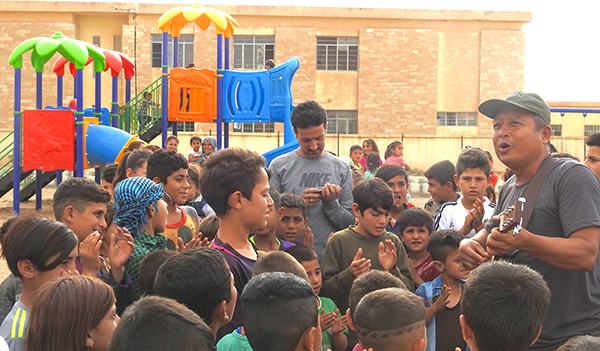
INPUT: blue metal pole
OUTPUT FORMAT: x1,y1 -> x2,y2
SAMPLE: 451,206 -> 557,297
35,72 -> 42,211
161,32 -> 168,148
216,34 -> 223,150
57,76 -> 63,106
76,70 -> 84,177
550,108 -> 600,114
172,36 -> 179,136
112,76 -> 118,127
56,75 -> 63,186
224,37 -> 230,149
125,78 -> 132,133
94,71 -> 102,184
13,68 -> 21,216
126,79 -> 131,103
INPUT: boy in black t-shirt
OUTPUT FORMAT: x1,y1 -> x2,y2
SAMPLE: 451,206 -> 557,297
199,148 -> 274,338
415,230 -> 469,351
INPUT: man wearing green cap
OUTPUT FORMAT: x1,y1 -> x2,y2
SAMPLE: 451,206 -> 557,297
460,91 -> 600,351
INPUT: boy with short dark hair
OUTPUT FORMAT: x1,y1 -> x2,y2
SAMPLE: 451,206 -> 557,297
434,148 -> 496,237
287,245 -> 349,351
461,261 -> 551,351
399,208 -> 439,287
199,147 -> 273,337
276,192 -> 309,244
354,288 -> 426,351
250,189 -> 294,253
415,230 -> 469,351
154,247 -> 237,339
374,164 -> 412,236
217,251 -> 309,351
109,296 -> 216,351
53,177 -> 121,280
0,178 -> 117,321
423,160 -> 459,217
165,135 -> 179,152
198,214 -> 219,242
147,149 -> 200,250
241,272 -> 321,351
252,251 -> 308,279
0,216 -> 79,351
321,178 -> 414,347
53,177 -> 110,242
349,145 -> 363,172
584,132 -> 600,179
346,270 -> 407,350
139,250 -> 179,295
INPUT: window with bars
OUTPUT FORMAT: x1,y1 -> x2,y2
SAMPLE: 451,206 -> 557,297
151,34 -> 194,68
232,36 -> 275,70
585,125 -> 600,136
326,110 -> 358,134
437,112 -> 478,127
232,122 -> 275,133
177,122 -> 195,132
113,35 -> 122,52
317,37 -> 359,71
550,125 -> 562,137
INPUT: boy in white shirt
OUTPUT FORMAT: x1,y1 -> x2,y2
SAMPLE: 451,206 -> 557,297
434,148 -> 495,237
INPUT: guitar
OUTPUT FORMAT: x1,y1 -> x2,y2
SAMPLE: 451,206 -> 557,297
498,197 -> 526,235
491,197 -> 526,261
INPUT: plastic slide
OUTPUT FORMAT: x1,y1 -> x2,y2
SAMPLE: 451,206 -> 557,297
262,140 -> 299,167
85,123 -> 141,167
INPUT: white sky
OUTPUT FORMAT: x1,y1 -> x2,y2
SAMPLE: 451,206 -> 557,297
39,0 -> 600,102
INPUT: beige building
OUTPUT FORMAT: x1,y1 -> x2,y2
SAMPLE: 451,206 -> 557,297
1,2 -> 535,170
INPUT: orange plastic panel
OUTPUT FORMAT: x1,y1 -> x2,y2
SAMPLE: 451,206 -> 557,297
23,109 -> 74,172
169,67 -> 216,122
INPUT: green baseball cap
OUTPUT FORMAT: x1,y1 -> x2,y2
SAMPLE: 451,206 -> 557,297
478,91 -> 551,125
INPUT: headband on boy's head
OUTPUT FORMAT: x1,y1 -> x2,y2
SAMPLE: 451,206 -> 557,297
113,177 -> 164,236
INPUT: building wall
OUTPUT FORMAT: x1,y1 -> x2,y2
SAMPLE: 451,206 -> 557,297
358,27 -> 438,136
0,2 -> 537,171
478,30 -> 527,135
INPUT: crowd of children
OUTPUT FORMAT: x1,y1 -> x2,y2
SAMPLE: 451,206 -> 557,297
1,112 -> 599,351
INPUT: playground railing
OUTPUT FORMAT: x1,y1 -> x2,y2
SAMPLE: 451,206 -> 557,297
118,76 -> 164,136
0,131 -> 15,179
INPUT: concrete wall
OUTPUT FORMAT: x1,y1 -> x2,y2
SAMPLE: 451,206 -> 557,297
153,131 -> 584,174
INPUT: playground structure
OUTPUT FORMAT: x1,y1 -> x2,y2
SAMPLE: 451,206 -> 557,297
8,32 -> 141,215
152,4 -> 298,150
6,4 -> 302,215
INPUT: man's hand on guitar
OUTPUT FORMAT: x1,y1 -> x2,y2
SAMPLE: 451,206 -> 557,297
459,238 -> 490,269
487,224 -> 527,257
488,198 -> 527,257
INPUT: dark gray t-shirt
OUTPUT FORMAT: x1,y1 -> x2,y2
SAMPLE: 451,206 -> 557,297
269,150 -> 355,258
486,158 -> 600,351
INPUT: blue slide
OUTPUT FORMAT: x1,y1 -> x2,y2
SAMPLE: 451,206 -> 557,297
263,139 -> 299,167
